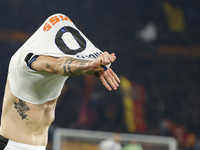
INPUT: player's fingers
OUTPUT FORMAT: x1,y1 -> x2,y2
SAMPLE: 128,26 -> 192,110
111,53 -> 115,56
101,52 -> 106,64
98,73 -> 112,91
102,52 -> 110,64
111,53 -> 116,61
103,71 -> 118,90
109,68 -> 120,83
107,68 -> 119,87
101,52 -> 115,65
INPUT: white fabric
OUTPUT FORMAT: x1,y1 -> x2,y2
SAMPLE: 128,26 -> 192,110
100,138 -> 122,150
8,13 -> 104,104
4,140 -> 46,150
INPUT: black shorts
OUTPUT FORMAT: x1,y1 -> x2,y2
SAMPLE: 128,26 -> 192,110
0,135 -> 8,150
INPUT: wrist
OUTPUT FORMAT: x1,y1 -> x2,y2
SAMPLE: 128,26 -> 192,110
82,61 -> 93,75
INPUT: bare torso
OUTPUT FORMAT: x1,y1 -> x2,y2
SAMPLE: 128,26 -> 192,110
0,78 -> 57,146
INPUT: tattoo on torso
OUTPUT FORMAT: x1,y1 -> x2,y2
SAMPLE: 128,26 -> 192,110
14,99 -> 30,120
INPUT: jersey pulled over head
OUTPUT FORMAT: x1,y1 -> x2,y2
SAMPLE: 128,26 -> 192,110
24,13 -> 103,59
8,14 -> 103,105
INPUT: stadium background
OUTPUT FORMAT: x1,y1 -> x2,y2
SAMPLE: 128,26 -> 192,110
0,0 -> 200,149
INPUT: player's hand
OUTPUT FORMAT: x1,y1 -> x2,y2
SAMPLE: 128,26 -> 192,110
95,67 -> 120,91
84,51 -> 116,75
84,51 -> 120,90
99,51 -> 116,66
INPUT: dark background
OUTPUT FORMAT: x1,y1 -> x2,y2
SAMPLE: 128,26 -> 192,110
0,0 -> 200,149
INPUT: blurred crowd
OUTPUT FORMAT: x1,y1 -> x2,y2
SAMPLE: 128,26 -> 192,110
0,0 -> 200,150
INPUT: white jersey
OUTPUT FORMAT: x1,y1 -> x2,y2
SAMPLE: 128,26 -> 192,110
100,139 -> 122,150
8,13 -> 103,105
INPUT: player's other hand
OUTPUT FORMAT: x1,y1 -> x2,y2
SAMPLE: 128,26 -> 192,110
94,51 -> 120,91
95,67 -> 120,91
84,51 -> 120,90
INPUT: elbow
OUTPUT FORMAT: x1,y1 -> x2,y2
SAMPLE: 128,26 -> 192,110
55,63 -> 65,76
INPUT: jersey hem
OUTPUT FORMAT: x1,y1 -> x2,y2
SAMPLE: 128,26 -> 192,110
8,75 -> 60,105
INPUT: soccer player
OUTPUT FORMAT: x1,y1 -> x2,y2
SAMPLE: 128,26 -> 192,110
0,13 -> 120,150
99,133 -> 122,150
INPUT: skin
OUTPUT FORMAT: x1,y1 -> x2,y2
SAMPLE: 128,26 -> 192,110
0,51 -> 120,146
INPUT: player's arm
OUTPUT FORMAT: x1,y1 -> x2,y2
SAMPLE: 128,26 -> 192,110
30,55 -> 98,76
29,52 -> 120,90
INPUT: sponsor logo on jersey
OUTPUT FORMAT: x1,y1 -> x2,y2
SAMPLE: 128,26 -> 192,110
76,51 -> 103,59
43,14 -> 72,32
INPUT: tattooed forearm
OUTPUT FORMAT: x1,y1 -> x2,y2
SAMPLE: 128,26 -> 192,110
14,99 -> 30,120
63,59 -> 72,76
67,59 -> 76,76
63,58 -> 89,76
46,63 -> 50,69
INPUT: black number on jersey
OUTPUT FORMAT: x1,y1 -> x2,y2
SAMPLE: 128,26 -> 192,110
55,26 -> 86,55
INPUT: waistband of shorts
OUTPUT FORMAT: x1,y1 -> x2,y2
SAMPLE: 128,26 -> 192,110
9,140 -> 46,149
8,140 -> 46,150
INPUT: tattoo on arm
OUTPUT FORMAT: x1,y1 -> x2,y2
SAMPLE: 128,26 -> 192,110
14,99 -> 30,120
46,63 -> 50,69
63,58 -> 88,76
63,58 -> 75,76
